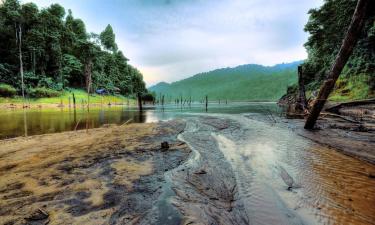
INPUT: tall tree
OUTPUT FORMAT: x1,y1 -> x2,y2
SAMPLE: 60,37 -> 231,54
100,24 -> 117,52
304,0 -> 373,129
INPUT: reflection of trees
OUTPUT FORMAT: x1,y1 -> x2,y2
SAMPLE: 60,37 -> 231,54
0,107 -> 151,139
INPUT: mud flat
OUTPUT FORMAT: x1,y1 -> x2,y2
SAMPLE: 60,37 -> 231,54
0,120 -> 190,225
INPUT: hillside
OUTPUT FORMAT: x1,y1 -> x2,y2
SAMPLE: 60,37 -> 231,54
300,0 -> 375,101
149,61 -> 302,101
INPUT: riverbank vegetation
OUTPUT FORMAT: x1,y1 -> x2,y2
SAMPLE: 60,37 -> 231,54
296,0 -> 375,101
0,0 -> 147,102
0,89 -> 136,107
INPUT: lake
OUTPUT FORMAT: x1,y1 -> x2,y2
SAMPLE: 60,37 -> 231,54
0,102 -> 282,139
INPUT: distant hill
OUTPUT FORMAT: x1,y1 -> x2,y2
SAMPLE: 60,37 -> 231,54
149,61 -> 302,101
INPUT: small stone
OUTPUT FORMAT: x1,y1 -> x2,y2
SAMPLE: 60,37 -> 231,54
161,141 -> 169,150
25,208 -> 49,221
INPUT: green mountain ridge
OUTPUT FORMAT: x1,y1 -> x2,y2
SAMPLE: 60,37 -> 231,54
149,61 -> 302,101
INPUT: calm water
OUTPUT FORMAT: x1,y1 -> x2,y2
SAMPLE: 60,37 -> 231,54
0,102 -> 281,139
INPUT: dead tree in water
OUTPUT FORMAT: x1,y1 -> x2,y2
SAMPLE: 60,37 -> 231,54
205,95 -> 208,112
137,93 -> 143,111
304,0 -> 371,129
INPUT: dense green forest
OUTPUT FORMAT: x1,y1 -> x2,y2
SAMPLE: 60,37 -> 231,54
149,61 -> 301,101
0,0 -> 146,99
301,0 -> 375,101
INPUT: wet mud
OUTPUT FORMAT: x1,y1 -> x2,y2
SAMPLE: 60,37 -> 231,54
170,115 -> 375,225
0,120 -> 190,225
1,114 -> 375,225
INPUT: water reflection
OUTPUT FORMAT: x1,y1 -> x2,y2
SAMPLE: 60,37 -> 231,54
0,102 -> 282,139
0,106 -> 145,139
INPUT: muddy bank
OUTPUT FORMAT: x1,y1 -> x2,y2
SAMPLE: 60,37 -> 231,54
0,120 -> 190,225
249,102 -> 375,164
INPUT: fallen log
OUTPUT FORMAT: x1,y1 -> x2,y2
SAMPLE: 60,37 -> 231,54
325,98 -> 375,114
320,112 -> 361,124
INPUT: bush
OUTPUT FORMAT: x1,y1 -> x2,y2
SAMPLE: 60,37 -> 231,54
286,84 -> 298,95
142,92 -> 155,102
0,83 -> 17,97
29,87 -> 61,98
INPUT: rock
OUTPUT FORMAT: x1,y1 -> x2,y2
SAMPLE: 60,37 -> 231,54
25,208 -> 49,221
161,141 -> 169,150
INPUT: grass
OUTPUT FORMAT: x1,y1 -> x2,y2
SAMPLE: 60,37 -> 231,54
0,89 -> 136,105
329,74 -> 374,102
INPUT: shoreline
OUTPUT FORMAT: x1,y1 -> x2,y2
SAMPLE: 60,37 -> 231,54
0,102 -> 137,110
245,113 -> 375,165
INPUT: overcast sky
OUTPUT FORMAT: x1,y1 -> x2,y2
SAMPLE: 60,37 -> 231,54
25,0 -> 323,86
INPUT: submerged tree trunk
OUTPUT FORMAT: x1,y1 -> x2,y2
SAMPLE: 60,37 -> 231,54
205,95 -> 208,112
304,0 -> 371,129
137,92 -> 143,111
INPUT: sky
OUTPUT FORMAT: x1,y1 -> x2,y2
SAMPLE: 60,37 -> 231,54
25,0 -> 323,86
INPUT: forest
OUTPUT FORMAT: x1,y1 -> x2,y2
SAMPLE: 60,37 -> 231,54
0,0 -> 146,99
300,0 -> 375,101
149,61 -> 300,102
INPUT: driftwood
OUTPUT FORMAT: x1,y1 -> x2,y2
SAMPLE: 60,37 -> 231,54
304,0 -> 371,129
320,112 -> 361,124
325,98 -> 375,114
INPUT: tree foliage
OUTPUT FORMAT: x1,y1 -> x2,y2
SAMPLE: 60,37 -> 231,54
302,0 -> 375,95
0,0 -> 146,97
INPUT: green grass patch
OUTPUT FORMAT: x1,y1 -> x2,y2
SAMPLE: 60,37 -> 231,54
0,83 -> 17,97
329,74 -> 373,102
0,89 -> 135,105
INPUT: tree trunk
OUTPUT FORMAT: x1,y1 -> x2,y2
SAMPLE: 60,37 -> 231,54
85,59 -> 92,110
137,93 -> 143,111
17,24 -> 25,105
297,65 -> 307,111
205,95 -> 208,112
304,0 -> 371,129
